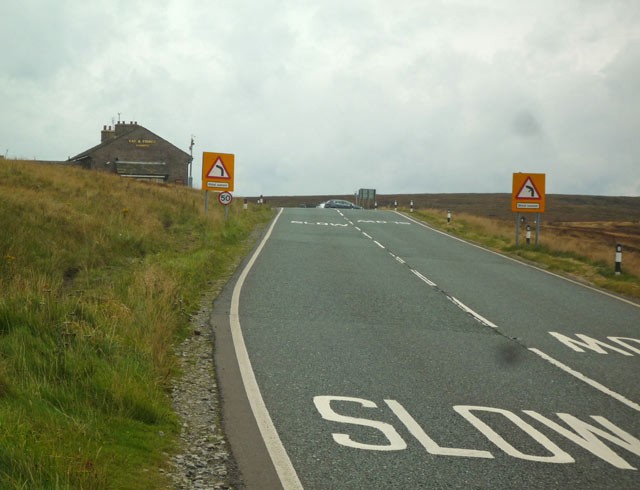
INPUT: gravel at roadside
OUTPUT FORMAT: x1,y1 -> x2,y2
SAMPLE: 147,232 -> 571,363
168,297 -> 244,490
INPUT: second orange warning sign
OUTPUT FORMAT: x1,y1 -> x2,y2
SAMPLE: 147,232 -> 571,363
512,173 -> 545,213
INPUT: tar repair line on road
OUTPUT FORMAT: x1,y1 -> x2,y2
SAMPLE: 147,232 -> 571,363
336,209 -> 640,413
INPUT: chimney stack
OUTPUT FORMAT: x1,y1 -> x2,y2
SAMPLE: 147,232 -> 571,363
114,120 -> 138,136
101,124 -> 115,143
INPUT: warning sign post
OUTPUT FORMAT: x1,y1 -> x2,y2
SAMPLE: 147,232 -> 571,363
202,152 -> 235,191
202,152 -> 235,215
512,173 -> 546,246
512,173 -> 545,212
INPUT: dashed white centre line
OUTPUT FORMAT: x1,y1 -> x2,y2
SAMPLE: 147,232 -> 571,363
446,295 -> 499,329
356,211 -> 640,412
410,269 -> 438,288
355,221 -> 499,329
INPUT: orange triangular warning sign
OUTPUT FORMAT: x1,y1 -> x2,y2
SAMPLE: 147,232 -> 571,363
207,157 -> 231,179
516,177 -> 541,199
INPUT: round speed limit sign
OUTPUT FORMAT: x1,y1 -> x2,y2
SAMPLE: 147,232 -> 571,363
218,191 -> 233,206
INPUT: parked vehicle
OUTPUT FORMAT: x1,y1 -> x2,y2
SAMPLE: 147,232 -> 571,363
324,199 -> 361,209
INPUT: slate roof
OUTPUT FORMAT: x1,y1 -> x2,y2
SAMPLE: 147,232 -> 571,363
70,124 -> 189,161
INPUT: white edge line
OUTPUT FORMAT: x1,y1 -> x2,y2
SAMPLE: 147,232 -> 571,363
230,208 -> 304,490
346,211 -> 639,413
529,348 -> 640,412
395,211 -> 640,309
392,211 -> 639,410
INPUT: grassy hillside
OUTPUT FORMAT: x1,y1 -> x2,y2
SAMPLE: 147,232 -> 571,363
0,160 -> 272,489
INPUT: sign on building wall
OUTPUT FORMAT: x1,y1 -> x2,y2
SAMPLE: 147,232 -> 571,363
202,152 -> 235,191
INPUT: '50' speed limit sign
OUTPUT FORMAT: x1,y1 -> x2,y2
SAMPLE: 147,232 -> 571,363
217,191 -> 233,206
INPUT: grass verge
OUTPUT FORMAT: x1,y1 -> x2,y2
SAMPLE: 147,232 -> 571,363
0,160 -> 273,489
406,208 -> 640,300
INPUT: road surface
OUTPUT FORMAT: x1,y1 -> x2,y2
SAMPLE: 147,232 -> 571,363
213,207 -> 640,489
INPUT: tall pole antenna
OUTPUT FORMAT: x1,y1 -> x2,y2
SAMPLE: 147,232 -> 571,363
188,135 -> 195,188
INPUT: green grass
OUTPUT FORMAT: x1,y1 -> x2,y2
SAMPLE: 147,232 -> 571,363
0,160 -> 273,488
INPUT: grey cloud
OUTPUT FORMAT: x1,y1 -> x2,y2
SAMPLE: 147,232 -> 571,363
511,110 -> 542,138
1,0 -> 638,196
603,40 -> 640,101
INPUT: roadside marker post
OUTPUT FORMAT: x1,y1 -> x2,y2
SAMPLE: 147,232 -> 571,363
447,210 -> 452,224
615,244 -> 623,275
526,225 -> 532,245
410,200 -> 414,213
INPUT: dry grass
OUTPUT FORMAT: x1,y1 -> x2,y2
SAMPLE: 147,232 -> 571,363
543,232 -> 639,276
0,159 -> 272,489
410,207 -> 640,299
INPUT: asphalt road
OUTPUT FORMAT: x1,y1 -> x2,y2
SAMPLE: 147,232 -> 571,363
213,207 -> 640,490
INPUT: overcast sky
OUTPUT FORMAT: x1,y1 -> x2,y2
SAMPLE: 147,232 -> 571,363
1,0 -> 639,196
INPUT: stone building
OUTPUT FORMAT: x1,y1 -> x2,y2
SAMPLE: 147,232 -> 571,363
70,122 -> 190,184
